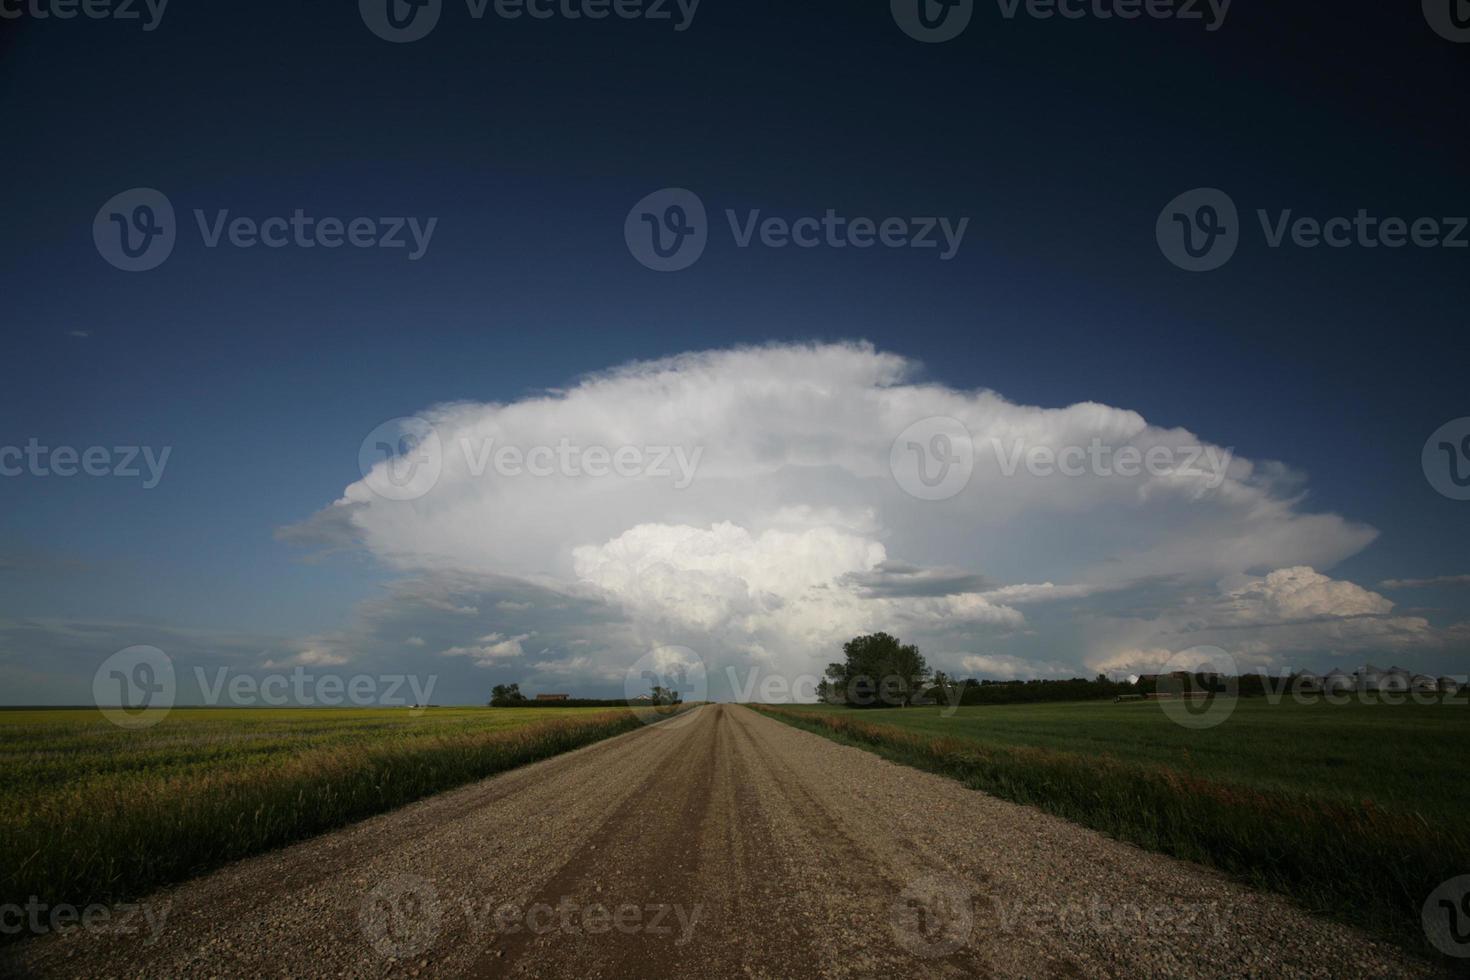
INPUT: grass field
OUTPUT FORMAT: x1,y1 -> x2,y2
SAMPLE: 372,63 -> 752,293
753,699 -> 1470,957
0,706 -> 652,927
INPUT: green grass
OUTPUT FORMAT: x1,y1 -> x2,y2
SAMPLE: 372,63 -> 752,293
0,706 -> 654,924
753,699 -> 1470,959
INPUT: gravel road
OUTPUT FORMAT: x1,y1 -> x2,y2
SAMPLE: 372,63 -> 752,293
2,704 -> 1436,979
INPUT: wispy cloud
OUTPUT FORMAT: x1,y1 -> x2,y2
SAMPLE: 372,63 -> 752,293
1380,575 -> 1470,590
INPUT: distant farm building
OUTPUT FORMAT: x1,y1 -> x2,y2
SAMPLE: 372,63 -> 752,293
535,694 -> 570,702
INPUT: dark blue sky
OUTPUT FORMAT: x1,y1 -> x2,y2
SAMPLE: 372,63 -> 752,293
2,0 -> 1467,700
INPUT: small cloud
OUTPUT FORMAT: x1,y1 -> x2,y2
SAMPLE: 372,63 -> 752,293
442,632 -> 531,666
67,330 -> 92,339
955,653 -> 1080,680
295,648 -> 351,667
1381,575 -> 1470,590
262,647 -> 351,668
841,560 -> 992,598
405,636 -> 426,647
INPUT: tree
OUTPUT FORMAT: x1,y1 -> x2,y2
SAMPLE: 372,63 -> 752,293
489,683 -> 526,707
928,670 -> 957,707
829,633 -> 929,708
816,662 -> 847,704
650,685 -> 681,706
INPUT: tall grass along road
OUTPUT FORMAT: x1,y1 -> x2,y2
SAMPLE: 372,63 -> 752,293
1,707 -> 645,922
3,705 -> 1434,979
751,701 -> 1468,959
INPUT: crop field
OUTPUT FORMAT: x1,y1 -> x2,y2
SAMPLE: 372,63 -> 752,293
754,699 -> 1470,955
0,706 -> 647,926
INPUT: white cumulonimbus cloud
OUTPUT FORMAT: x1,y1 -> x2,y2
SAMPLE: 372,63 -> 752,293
285,342 -> 1460,691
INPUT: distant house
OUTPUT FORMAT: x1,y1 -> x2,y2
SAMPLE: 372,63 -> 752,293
1322,669 -> 1354,694
1439,677 -> 1462,694
535,694 -> 570,702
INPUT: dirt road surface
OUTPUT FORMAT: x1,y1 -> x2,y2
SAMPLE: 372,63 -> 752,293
2,704 -> 1435,978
